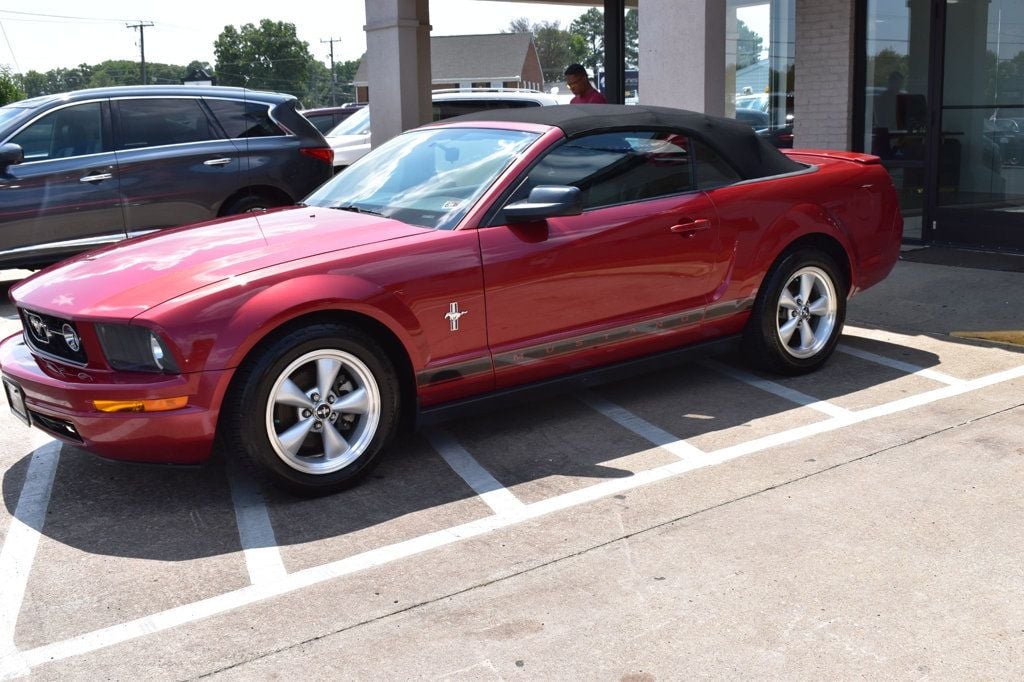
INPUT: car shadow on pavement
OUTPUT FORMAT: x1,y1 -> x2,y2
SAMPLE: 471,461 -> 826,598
2,335 -> 946,563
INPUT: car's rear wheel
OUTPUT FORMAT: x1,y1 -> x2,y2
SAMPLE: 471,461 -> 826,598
743,248 -> 847,375
222,323 -> 400,496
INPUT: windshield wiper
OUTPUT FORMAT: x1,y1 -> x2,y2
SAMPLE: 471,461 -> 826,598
333,204 -> 384,217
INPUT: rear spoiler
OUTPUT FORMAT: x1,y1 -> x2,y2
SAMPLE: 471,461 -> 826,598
782,149 -> 882,165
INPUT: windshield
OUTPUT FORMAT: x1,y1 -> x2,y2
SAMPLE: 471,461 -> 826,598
327,106 -> 370,136
305,126 -> 539,230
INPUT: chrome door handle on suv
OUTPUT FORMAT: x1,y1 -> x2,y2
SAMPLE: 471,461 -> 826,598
79,173 -> 113,183
203,158 -> 233,167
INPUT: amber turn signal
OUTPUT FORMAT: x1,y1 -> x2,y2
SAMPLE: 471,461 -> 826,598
93,397 -> 189,413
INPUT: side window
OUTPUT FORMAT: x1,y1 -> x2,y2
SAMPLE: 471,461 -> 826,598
10,102 -> 105,161
117,98 -> 217,149
206,99 -> 285,138
693,139 -> 741,189
506,130 -> 695,211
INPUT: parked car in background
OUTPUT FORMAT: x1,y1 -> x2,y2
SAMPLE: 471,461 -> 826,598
0,104 -> 902,496
984,117 -> 1024,165
0,85 -> 333,268
326,88 -> 561,170
299,103 -> 366,134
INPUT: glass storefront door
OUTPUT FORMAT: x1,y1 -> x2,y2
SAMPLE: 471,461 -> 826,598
861,0 -> 934,241
931,0 -> 1024,249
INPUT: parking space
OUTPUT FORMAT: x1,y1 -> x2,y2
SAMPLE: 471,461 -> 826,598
1,260 -> 1024,677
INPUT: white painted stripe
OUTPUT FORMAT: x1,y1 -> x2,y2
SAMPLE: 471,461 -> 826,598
424,428 -> 524,515
0,439 -> 60,678
838,344 -> 965,385
15,361 -> 1024,671
704,360 -> 852,417
226,465 -> 286,585
575,391 -> 705,459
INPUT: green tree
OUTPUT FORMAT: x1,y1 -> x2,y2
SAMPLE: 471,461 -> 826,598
0,66 -> 24,105
214,19 -> 318,98
867,48 -> 908,88
625,9 -> 639,68
736,20 -> 764,69
570,8 -> 604,77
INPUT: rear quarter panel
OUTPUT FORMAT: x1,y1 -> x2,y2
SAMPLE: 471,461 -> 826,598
701,153 -> 901,338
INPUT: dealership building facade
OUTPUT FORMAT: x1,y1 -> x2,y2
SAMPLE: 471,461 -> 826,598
362,0 -> 1024,253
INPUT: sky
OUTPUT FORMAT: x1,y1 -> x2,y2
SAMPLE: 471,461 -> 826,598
0,1 -> 592,74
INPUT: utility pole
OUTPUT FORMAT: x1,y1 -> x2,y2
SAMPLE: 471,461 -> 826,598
321,37 -> 341,106
127,21 -> 155,85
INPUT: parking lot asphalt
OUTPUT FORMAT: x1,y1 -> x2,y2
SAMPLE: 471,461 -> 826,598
0,256 -> 1022,679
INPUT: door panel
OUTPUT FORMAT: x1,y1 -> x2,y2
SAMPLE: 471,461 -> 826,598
113,98 -> 241,233
480,191 -> 720,388
0,101 -> 125,266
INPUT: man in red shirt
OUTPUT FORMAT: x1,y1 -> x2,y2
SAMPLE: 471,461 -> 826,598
565,64 -> 607,104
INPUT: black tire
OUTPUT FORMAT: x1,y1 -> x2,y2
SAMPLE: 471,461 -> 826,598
221,323 -> 401,497
742,248 -> 847,375
221,193 -> 282,215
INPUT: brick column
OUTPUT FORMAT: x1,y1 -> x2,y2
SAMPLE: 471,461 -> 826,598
794,0 -> 856,150
364,0 -> 432,147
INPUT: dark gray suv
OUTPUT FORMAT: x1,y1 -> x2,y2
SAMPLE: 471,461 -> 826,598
0,86 -> 333,268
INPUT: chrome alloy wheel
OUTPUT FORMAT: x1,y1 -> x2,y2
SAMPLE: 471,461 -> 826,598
775,266 -> 838,359
264,349 -> 381,475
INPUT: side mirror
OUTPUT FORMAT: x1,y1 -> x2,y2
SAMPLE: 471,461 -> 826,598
504,185 -> 583,223
0,143 -> 24,169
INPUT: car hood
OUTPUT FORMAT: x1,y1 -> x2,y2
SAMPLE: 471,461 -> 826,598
11,206 -> 426,319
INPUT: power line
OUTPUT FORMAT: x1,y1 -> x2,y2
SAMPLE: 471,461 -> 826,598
0,21 -> 19,73
0,9 -> 138,23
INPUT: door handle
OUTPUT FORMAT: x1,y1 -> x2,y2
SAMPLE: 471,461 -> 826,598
79,173 -> 113,183
669,218 -> 712,236
203,158 -> 232,166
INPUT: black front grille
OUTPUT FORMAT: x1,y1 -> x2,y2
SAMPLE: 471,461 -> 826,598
19,308 -> 88,365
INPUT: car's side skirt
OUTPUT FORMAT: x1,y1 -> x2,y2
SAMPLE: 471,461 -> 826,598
415,334 -> 741,427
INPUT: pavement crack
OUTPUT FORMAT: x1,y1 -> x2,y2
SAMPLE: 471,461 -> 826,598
193,401 -> 1024,679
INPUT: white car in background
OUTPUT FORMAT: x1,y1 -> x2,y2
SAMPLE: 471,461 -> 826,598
326,89 -> 561,170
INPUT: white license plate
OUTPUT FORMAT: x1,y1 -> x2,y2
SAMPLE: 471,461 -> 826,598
3,378 -> 31,427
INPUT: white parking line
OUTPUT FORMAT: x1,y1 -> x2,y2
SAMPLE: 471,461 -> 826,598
0,438 -> 60,679
424,428 -> 525,515
704,361 -> 853,418
12,361 -> 1024,673
226,465 -> 287,586
575,391 -> 705,459
838,344 -> 966,385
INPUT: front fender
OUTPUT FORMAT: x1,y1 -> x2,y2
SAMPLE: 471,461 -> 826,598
142,272 -> 425,374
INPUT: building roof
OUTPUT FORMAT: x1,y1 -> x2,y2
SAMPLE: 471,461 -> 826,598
354,33 -> 536,85
445,104 -> 804,180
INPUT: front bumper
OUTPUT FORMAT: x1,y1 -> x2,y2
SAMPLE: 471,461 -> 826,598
0,333 -> 230,464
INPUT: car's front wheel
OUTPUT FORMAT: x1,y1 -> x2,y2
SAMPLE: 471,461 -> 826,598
743,248 -> 847,375
222,323 -> 400,496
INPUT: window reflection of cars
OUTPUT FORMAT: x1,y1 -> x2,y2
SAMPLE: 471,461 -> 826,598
984,118 -> 1024,166
0,86 -> 334,269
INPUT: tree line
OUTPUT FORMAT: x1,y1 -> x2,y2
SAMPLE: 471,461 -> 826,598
0,9 -> 646,108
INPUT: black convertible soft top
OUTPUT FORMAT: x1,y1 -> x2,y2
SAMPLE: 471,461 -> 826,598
447,104 -> 804,180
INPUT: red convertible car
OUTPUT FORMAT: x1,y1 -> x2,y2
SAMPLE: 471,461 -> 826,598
0,105 -> 902,496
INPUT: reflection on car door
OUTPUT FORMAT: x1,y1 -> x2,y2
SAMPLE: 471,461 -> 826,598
113,97 -> 242,235
0,100 -> 125,266
479,130 -> 722,388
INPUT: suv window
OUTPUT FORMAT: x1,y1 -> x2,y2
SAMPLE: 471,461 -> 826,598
205,99 -> 285,138
117,98 -> 217,149
508,130 -> 695,210
10,102 -> 105,161
433,99 -> 541,121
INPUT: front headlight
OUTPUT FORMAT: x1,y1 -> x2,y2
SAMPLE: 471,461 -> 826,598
95,324 -> 180,373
